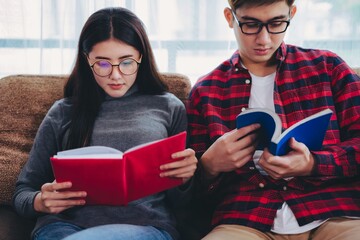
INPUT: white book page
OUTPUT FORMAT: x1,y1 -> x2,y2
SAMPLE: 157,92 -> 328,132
54,146 -> 123,159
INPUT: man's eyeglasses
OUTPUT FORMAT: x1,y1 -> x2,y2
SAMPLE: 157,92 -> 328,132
90,57 -> 142,77
232,11 -> 290,35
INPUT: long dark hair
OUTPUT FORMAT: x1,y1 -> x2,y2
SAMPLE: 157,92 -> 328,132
64,7 -> 167,149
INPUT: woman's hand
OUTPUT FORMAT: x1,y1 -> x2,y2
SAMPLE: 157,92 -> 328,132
34,181 -> 87,214
159,148 -> 198,183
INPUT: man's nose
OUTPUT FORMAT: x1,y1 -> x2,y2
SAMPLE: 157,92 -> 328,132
256,26 -> 271,44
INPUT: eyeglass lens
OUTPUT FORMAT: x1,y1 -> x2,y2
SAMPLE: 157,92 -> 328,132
92,58 -> 139,76
241,21 -> 289,34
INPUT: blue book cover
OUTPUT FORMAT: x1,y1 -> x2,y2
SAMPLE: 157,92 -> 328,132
236,108 -> 332,156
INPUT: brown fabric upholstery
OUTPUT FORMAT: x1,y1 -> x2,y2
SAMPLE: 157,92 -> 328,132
0,73 -> 191,205
0,75 -> 66,205
161,72 -> 191,102
353,67 -> 360,77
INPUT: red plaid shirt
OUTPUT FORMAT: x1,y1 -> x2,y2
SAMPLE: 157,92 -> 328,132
186,42 -> 360,232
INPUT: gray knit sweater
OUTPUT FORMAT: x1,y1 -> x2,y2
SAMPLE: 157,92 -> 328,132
12,85 -> 188,239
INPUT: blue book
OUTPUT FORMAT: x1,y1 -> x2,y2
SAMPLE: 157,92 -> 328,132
236,108 -> 333,156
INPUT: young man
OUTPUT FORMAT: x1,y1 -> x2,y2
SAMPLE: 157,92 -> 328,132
186,0 -> 360,239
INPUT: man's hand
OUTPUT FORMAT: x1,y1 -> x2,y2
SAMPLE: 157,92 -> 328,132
259,137 -> 315,179
200,124 -> 261,179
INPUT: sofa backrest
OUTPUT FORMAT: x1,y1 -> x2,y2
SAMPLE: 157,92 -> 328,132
353,67 -> 360,77
0,73 -> 191,205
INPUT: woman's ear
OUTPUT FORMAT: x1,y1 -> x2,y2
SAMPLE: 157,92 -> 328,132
290,5 -> 297,19
224,7 -> 235,28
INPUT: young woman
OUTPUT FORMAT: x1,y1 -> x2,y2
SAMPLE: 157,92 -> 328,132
13,7 -> 197,240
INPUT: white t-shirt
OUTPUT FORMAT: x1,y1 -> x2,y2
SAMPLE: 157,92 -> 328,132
248,71 -> 325,234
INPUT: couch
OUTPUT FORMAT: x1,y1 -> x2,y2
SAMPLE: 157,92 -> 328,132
0,73 -> 192,240
1,68 -> 360,240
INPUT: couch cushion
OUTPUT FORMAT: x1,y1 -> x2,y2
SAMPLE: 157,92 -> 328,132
0,75 -> 66,205
0,205 -> 34,240
353,67 -> 360,77
160,72 -> 191,102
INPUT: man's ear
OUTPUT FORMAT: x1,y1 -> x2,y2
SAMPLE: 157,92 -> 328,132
224,7 -> 234,28
290,5 -> 297,19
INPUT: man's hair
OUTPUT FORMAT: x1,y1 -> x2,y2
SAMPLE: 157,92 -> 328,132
228,0 -> 295,10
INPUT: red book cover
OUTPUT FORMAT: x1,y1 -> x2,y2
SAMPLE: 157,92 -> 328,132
50,131 -> 186,205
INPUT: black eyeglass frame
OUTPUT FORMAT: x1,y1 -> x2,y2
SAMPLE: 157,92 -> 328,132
231,11 -> 290,35
89,56 -> 142,77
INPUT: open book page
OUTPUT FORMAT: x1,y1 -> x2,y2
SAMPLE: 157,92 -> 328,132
54,146 -> 124,159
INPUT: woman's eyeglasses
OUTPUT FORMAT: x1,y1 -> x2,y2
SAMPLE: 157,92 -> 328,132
90,57 -> 142,77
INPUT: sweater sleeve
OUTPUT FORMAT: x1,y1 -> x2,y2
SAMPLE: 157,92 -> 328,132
163,93 -> 196,207
12,100 -> 71,218
166,93 -> 187,136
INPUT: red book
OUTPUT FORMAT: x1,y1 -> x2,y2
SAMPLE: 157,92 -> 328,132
50,131 -> 186,205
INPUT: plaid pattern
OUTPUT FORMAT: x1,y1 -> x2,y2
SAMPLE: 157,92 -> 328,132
186,42 -> 360,231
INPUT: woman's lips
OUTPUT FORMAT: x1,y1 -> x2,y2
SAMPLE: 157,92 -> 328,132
109,83 -> 124,90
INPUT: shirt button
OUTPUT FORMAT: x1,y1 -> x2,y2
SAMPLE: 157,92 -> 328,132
259,183 -> 265,188
241,107 -> 246,112
245,79 -> 251,84
208,185 -> 215,191
249,167 -> 255,170
283,186 -> 287,191
235,67 -> 239,72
